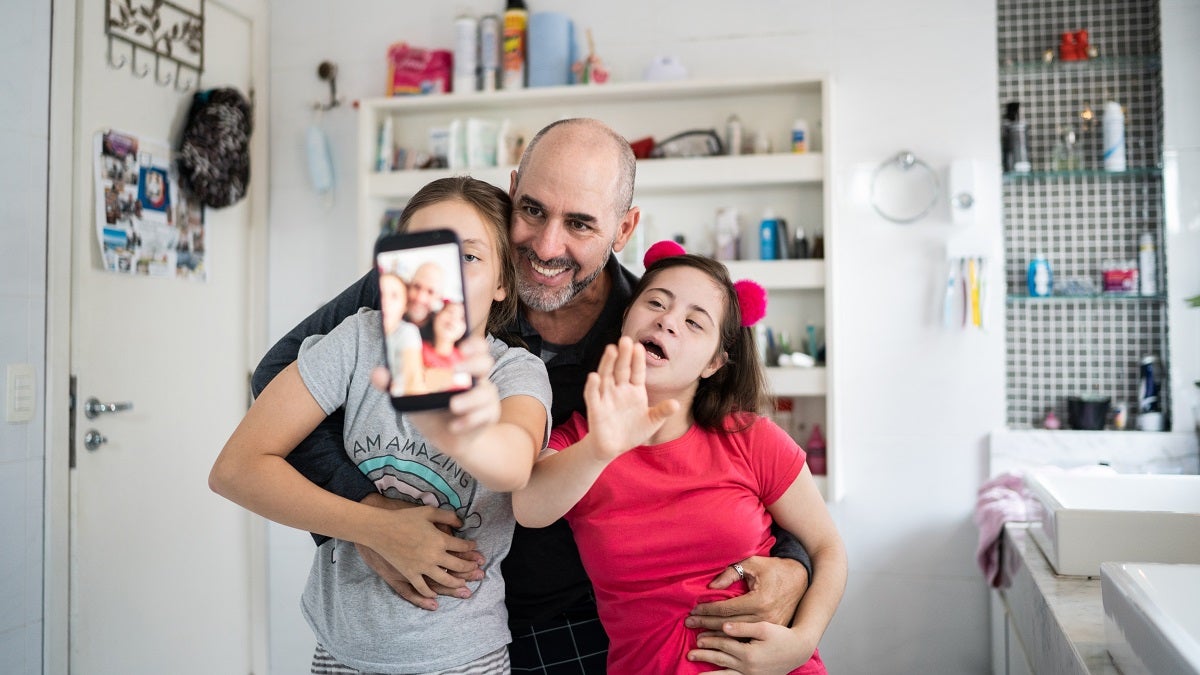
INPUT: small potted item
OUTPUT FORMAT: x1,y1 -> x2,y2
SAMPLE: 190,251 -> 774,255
572,29 -> 609,85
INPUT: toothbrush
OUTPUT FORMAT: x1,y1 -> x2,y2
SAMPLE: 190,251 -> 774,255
944,259 -> 957,329
978,257 -> 988,330
969,257 -> 982,328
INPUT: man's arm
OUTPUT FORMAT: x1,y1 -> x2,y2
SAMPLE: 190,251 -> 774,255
251,268 -> 381,545
769,524 -> 813,583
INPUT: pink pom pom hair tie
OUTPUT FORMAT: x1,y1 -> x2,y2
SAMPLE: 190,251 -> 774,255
641,240 -> 767,328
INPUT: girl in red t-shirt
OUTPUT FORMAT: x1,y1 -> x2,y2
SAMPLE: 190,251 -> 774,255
514,242 -> 846,674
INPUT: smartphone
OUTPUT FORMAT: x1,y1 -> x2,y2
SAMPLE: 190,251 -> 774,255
375,229 -> 473,411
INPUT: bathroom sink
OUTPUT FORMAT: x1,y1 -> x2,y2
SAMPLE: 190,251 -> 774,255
1024,472 -> 1200,576
1102,562 -> 1200,674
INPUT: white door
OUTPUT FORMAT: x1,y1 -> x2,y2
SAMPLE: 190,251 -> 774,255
66,1 -> 265,673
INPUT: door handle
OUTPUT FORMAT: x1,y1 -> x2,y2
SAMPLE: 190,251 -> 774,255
84,397 -> 133,419
84,430 -> 108,451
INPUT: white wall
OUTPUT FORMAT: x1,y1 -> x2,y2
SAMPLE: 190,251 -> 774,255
1162,0 -> 1200,432
265,1 -> 1005,673
0,2 -> 50,673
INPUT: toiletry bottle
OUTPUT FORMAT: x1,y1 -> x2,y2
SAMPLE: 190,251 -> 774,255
793,227 -> 809,259
1138,232 -> 1157,295
725,114 -> 743,156
759,208 -> 779,260
805,424 -> 826,475
1052,127 -> 1083,171
1103,100 -> 1126,171
478,14 -> 501,92
501,0 -> 528,90
375,116 -> 394,172
453,14 -> 479,93
1010,120 -> 1032,173
1027,255 -> 1052,297
791,119 -> 809,154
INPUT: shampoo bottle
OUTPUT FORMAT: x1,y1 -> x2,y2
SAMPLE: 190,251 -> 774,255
759,208 -> 779,261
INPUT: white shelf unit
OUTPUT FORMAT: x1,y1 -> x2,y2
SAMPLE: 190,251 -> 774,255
356,75 -> 840,500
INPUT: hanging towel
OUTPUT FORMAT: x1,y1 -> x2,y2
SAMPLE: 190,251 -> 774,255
973,472 -> 1033,588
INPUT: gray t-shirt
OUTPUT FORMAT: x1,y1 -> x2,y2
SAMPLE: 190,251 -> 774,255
296,308 -> 551,673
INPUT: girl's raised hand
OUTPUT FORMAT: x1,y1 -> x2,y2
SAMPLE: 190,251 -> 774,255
585,336 -> 679,460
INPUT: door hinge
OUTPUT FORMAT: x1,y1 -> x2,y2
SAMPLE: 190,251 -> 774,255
68,374 -> 77,469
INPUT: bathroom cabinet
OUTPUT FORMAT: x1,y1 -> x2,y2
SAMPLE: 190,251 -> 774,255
998,0 -> 1169,430
354,75 -> 841,499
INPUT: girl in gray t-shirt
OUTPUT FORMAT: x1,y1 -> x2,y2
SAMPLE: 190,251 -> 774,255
210,177 -> 550,674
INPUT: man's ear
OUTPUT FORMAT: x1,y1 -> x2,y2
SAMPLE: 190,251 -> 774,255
700,350 -> 728,379
611,205 -> 641,253
508,169 -> 519,199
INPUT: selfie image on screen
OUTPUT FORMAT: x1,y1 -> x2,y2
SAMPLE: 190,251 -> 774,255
376,243 -> 470,398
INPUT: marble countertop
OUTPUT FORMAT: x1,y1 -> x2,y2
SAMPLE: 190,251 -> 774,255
999,524 -> 1119,675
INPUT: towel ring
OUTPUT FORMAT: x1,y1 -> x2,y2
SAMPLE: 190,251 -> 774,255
870,151 -> 941,224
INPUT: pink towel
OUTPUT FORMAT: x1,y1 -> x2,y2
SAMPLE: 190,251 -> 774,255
974,472 -> 1033,588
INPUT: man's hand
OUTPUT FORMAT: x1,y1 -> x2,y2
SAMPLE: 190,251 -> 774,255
686,556 -> 809,630
356,494 -> 485,610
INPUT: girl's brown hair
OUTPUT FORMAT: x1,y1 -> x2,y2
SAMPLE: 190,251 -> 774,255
628,254 -> 767,431
396,176 -> 517,337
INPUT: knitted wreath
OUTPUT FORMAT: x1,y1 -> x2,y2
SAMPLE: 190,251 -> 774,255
177,88 -> 253,208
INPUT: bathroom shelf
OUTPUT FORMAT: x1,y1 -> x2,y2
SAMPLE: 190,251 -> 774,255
765,366 -> 826,397
722,259 -> 825,290
1007,293 -> 1167,303
367,153 -> 824,199
1003,167 -> 1162,182
999,54 -> 1161,75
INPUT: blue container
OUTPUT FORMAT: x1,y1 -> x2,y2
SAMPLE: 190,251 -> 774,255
760,211 -> 778,261
1027,256 -> 1052,297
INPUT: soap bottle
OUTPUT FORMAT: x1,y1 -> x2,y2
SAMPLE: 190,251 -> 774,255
759,208 -> 779,261
805,424 -> 826,475
1027,255 -> 1052,297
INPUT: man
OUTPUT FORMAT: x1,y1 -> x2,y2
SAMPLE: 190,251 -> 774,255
255,118 -> 811,673
404,260 -> 444,327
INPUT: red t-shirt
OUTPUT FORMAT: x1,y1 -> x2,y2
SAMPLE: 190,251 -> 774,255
550,413 -> 824,674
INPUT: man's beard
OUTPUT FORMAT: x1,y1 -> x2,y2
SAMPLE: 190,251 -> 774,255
516,246 -> 610,312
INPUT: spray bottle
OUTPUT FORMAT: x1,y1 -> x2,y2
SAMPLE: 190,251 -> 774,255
501,0 -> 528,90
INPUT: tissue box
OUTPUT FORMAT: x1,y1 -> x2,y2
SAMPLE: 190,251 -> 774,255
387,43 -> 452,96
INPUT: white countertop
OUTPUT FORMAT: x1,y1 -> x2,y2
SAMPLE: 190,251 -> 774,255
998,524 -> 1119,675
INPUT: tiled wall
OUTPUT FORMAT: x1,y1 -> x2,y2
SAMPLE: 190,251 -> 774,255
0,2 -> 50,673
998,0 -> 1170,428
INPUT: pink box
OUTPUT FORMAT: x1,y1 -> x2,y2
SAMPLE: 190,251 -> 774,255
1102,267 -> 1138,293
387,43 -> 452,96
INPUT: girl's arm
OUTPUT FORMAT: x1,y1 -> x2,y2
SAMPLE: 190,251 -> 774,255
401,342 -> 426,394
767,465 -> 847,659
513,337 -> 679,528
408,337 -> 547,493
209,361 -> 481,597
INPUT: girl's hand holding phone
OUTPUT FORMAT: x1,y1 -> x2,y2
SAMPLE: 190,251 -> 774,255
408,337 -> 499,456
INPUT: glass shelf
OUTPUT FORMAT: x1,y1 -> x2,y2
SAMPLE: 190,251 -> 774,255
1007,293 -> 1167,304
1003,167 -> 1163,182
999,54 -> 1161,75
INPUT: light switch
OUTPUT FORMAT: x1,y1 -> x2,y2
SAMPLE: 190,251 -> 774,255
6,364 -> 36,424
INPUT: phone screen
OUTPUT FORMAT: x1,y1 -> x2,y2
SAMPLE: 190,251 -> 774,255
375,229 -> 472,411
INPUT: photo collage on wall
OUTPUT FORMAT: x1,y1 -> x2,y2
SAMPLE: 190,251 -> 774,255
93,129 -> 206,280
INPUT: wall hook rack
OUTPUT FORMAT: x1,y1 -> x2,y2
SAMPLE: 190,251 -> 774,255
314,61 -> 343,111
105,0 -> 205,93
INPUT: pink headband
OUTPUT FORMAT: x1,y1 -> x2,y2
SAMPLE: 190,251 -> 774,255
642,240 -> 767,327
